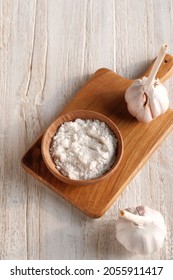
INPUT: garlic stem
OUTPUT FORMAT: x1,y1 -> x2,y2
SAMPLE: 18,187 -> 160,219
144,44 -> 168,92
119,210 -> 152,226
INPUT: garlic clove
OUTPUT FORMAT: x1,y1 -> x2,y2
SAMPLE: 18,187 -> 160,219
116,206 -> 167,255
148,83 -> 169,118
125,80 -> 153,123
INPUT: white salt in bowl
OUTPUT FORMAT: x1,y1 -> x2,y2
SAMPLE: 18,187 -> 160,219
41,110 -> 124,186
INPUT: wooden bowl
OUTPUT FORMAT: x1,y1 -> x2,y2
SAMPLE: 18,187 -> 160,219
41,110 -> 124,186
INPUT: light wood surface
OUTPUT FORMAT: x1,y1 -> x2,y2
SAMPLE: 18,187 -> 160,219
1,0 -> 173,260
23,59 -> 173,219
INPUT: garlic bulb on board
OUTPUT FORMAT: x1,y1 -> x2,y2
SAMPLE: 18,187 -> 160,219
125,44 -> 169,123
116,206 -> 167,255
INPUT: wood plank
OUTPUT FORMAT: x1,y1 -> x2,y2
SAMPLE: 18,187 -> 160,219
0,0 -> 38,260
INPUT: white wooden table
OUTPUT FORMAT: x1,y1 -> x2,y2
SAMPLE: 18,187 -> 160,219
0,0 -> 173,260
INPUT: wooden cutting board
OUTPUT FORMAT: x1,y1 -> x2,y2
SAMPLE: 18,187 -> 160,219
22,54 -> 173,218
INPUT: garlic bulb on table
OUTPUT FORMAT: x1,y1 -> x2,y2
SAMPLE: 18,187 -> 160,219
116,206 -> 166,255
125,45 -> 169,123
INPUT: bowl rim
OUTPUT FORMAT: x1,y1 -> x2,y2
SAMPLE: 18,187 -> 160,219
41,110 -> 124,186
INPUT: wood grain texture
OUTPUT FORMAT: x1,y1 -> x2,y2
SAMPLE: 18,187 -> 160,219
0,0 -> 173,260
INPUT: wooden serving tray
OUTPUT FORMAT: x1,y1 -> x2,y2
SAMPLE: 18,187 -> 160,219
22,54 -> 173,218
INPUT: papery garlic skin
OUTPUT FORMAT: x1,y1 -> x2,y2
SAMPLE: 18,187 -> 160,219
116,206 -> 167,255
125,77 -> 169,123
